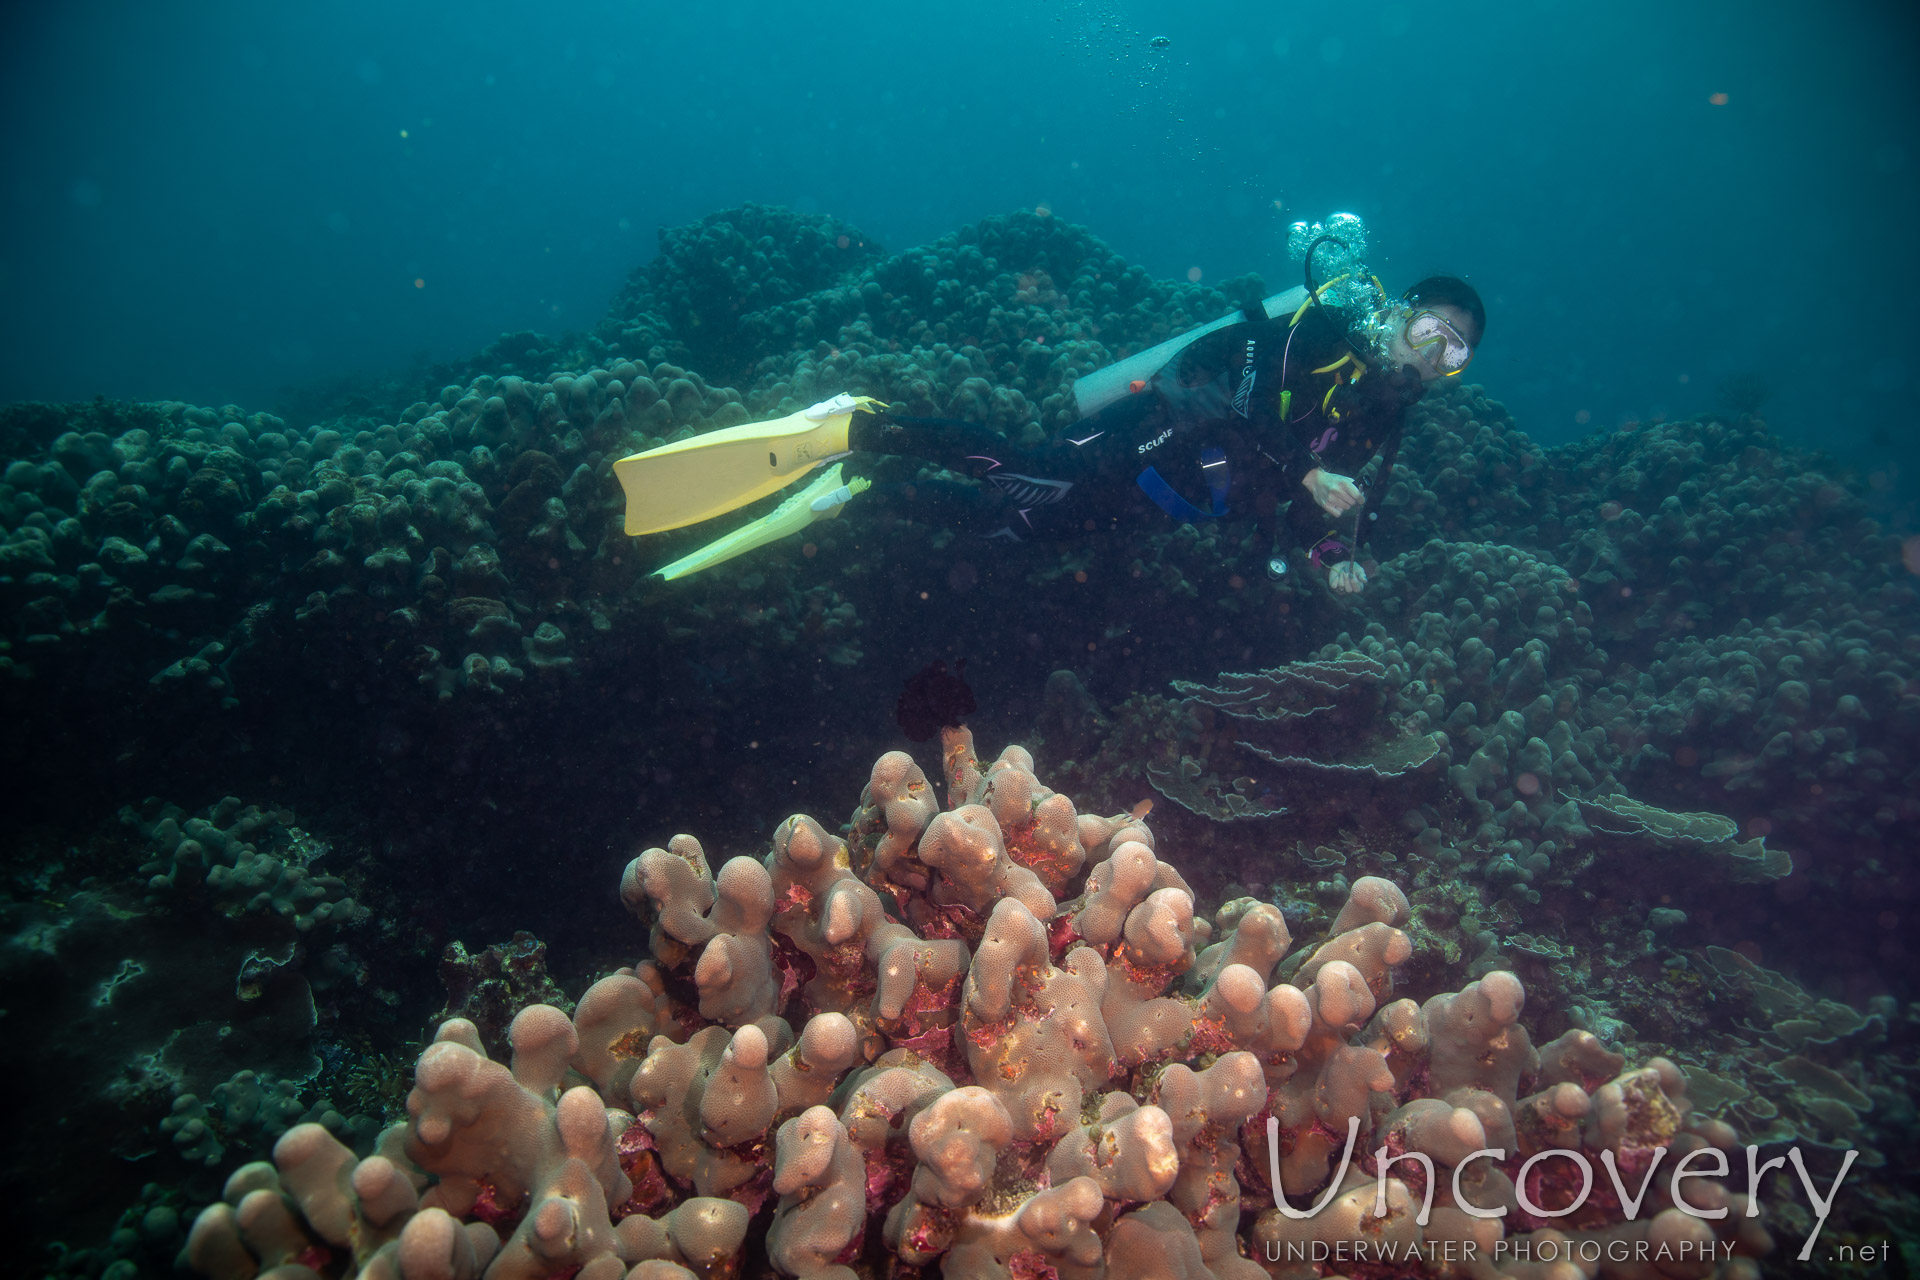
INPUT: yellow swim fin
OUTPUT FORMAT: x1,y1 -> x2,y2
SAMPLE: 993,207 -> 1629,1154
613,394 -> 886,536
652,463 -> 871,582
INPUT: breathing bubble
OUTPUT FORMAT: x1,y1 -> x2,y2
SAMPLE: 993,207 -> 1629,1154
1287,213 -> 1383,347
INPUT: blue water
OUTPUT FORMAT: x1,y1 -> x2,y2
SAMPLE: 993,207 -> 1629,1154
3,0 -> 1916,521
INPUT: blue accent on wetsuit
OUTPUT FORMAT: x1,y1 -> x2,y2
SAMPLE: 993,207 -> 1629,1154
1135,447 -> 1230,520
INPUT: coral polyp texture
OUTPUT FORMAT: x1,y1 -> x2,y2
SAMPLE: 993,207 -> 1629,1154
187,733 -> 1769,1279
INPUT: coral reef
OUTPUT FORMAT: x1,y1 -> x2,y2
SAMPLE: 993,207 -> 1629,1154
0,795 -> 396,1275
602,201 -> 885,374
186,734 -> 1770,1278
2,796 -> 368,1101
0,206 -> 1286,791
0,208 -> 1252,718
1075,538 -> 1792,918
3,211 -> 1909,951
6,202 -> 1917,1275
431,931 -> 576,1061
0,363 -> 767,701
1373,405 -> 1919,988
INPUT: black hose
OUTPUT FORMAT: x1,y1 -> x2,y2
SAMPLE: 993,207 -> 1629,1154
1302,233 -> 1344,297
1301,234 -> 1373,361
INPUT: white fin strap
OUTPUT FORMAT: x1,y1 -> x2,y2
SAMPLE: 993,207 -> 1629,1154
805,393 -> 860,420
809,485 -> 855,512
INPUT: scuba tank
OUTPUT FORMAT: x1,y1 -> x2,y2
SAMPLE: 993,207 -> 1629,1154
1069,285 -> 1308,418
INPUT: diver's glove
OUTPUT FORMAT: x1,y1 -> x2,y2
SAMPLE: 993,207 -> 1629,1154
1303,467 -> 1362,516
1328,561 -> 1368,594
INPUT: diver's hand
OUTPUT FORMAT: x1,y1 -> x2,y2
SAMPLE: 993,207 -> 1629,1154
1328,561 -> 1368,594
1304,468 -> 1362,516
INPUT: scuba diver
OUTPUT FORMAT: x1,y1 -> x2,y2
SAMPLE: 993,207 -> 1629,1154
615,220 -> 1485,594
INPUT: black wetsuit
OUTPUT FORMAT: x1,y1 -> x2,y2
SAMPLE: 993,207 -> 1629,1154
848,301 -> 1428,569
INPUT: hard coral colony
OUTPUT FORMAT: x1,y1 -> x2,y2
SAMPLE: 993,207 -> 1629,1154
186,730 -> 1773,1280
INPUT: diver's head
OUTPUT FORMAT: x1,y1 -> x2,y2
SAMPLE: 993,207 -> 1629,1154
1388,276 -> 1485,382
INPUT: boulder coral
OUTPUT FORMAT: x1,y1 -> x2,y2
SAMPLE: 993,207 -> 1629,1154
185,734 -> 1769,1279
0,361 -> 857,709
